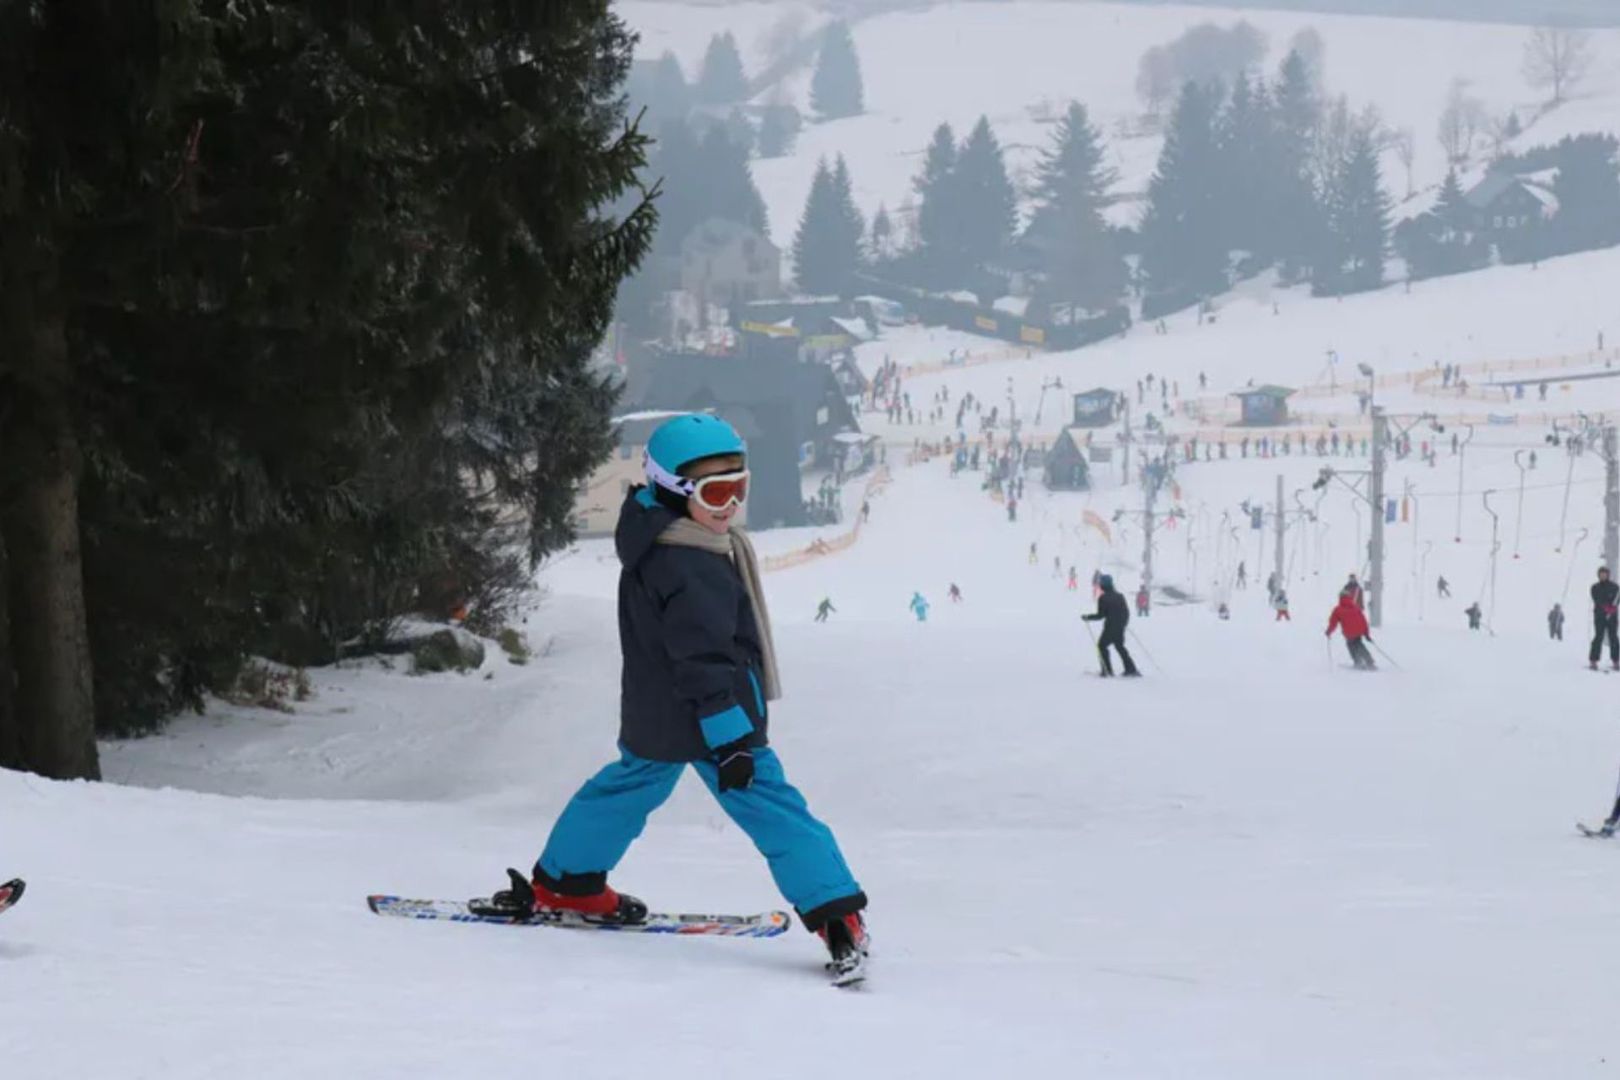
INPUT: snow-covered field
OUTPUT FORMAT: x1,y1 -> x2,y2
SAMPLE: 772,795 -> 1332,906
15,5 -> 1620,1076
620,0 -> 1620,249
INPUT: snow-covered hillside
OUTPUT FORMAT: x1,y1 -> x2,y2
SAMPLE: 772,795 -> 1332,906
8,235 -> 1620,1073
619,0 -> 1620,247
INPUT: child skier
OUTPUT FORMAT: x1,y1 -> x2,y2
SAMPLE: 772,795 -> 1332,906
1274,589 -> 1290,621
485,415 -> 868,978
1548,602 -> 1564,641
1135,585 -> 1150,617
1465,602 -> 1483,631
1326,590 -> 1376,670
948,583 -> 963,603
815,597 -> 836,623
909,592 -> 930,622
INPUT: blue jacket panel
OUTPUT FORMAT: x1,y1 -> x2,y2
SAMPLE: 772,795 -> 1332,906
615,487 -> 769,762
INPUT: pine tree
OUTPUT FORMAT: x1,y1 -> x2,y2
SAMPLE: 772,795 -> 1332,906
870,204 -> 894,261
1139,82 -> 1228,307
1023,102 -> 1126,314
1269,50 -> 1326,278
1550,133 -> 1620,256
1215,72 -> 1276,263
1316,129 -> 1391,294
955,116 -> 1018,271
0,3 -> 654,774
758,104 -> 802,158
914,122 -> 964,282
696,32 -> 748,105
811,20 -> 865,120
793,157 -> 863,295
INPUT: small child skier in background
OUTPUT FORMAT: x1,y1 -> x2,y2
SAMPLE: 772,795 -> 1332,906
815,597 -> 836,623
909,592 -> 930,621
948,583 -> 963,603
486,414 -> 868,979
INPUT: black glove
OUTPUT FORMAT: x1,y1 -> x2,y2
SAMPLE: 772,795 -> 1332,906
716,742 -> 754,793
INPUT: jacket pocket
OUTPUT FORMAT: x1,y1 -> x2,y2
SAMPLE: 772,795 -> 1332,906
745,665 -> 767,721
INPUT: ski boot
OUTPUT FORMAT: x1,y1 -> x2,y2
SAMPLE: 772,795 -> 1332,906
817,911 -> 870,986
1603,818 -> 1619,838
476,868 -> 648,925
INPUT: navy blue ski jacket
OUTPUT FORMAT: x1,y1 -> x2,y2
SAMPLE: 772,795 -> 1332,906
614,486 -> 770,763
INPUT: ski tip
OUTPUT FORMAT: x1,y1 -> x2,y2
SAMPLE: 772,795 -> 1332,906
366,894 -> 391,914
0,878 -> 23,902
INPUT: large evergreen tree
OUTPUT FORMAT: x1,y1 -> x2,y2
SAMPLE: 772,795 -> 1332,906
955,116 -> 1018,271
696,32 -> 748,105
1316,129 -> 1391,294
1269,49 -> 1326,278
1549,133 -> 1620,255
792,156 -> 864,294
0,3 -> 653,777
1214,72 -> 1276,263
811,20 -> 865,120
1139,82 -> 1228,307
914,122 -> 964,282
1023,102 -> 1126,314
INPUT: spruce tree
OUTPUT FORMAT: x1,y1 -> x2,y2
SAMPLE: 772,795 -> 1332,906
914,122 -> 964,282
1550,134 -> 1620,255
0,2 -> 654,774
1024,102 -> 1126,314
1139,82 -> 1228,307
696,32 -> 748,105
1317,129 -> 1391,294
870,204 -> 894,261
1215,72 -> 1276,263
955,116 -> 1018,271
793,157 -> 863,295
1270,50 -> 1325,278
811,20 -> 865,120
758,104 -> 802,158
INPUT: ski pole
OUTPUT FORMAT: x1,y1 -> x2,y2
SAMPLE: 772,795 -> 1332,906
1366,637 -> 1402,670
1324,635 -> 1335,671
1128,627 -> 1164,674
1079,613 -> 1102,675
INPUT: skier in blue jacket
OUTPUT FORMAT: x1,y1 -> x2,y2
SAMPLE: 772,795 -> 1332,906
487,414 -> 868,974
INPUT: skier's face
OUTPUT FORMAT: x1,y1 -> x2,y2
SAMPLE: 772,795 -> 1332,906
685,454 -> 747,535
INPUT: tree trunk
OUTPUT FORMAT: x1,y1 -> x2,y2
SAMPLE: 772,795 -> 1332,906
1,309 -> 101,781
0,533 -> 17,770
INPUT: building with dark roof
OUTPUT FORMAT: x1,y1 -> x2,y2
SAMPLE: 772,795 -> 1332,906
1231,386 -> 1295,427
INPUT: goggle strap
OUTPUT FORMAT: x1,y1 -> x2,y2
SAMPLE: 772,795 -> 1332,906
644,452 -> 696,498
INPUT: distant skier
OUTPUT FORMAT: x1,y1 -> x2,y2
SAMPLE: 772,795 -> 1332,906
1067,566 -> 1079,591
1083,575 -> 1140,677
1053,555 -> 1062,578
1217,602 -> 1231,621
1274,589 -> 1290,621
1007,497 -> 1018,523
1343,573 -> 1365,609
1029,542 -> 1038,565
861,500 -> 871,524
815,598 -> 836,623
1592,567 -> 1619,669
1437,575 -> 1451,599
1548,602 -> 1565,641
1465,602 -> 1483,631
948,583 -> 963,603
1326,590 -> 1376,670
1265,571 -> 1279,603
1236,561 -> 1247,589
1135,585 -> 1150,617
909,592 -> 930,622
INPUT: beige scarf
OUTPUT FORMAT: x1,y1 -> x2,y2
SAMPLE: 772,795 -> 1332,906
656,518 -> 782,701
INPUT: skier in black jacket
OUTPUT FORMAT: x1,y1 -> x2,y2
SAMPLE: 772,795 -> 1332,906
1083,574 -> 1140,677
1592,567 -> 1619,670
485,414 -> 868,975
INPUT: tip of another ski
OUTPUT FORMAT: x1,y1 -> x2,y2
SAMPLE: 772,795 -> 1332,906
1577,822 -> 1614,838
0,878 -> 24,914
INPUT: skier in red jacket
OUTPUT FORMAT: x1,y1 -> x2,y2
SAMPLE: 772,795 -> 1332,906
1326,590 -> 1377,670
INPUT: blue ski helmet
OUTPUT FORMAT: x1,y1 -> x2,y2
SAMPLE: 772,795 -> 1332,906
1098,574 -> 1114,590
645,413 -> 746,497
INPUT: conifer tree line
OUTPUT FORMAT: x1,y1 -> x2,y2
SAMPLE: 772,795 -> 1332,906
0,3 -> 654,779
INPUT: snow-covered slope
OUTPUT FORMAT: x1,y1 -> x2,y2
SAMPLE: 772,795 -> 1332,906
619,0 -> 1620,247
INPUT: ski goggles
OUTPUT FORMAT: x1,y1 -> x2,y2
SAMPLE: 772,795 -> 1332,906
646,454 -> 750,510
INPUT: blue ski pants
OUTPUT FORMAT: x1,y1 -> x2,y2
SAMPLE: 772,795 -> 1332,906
536,747 -> 862,918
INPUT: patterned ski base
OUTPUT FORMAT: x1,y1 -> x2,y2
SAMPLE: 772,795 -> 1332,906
0,879 -> 24,915
367,895 -> 791,937
1577,822 -> 1614,838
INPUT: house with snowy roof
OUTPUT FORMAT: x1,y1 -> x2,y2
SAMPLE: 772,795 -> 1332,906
1462,172 -> 1558,240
